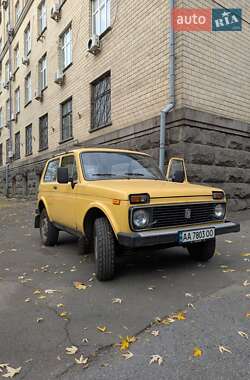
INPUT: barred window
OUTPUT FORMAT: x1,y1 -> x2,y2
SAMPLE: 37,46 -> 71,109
61,97 -> 72,142
25,124 -> 32,156
15,132 -> 20,160
39,114 -> 48,151
91,72 -> 111,130
0,144 -> 3,166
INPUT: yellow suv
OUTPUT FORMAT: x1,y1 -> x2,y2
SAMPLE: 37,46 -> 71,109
35,148 -> 240,281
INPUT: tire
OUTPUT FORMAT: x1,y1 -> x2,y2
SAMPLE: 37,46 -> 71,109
187,238 -> 216,262
40,208 -> 59,247
94,217 -> 116,281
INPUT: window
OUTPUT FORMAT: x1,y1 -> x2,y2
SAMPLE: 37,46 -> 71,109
91,71 -> 111,130
61,97 -> 72,142
25,72 -> 32,104
0,38 -> 2,54
38,0 -> 46,35
0,144 -> 2,166
25,124 -> 32,156
39,54 -> 47,91
6,139 -> 10,162
15,132 -> 20,160
39,114 -> 48,151
60,25 -> 72,70
6,98 -> 10,122
15,87 -> 20,114
61,155 -> 78,181
24,23 -> 31,56
92,0 -> 110,36
14,44 -> 20,70
15,0 -> 21,23
44,159 -> 60,182
0,108 -> 2,129
5,60 -> 10,82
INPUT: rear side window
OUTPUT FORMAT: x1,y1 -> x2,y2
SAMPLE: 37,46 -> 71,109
61,155 -> 78,181
44,159 -> 60,182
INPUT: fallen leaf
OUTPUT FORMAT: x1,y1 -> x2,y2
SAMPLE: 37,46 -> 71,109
25,298 -> 31,303
173,312 -> 186,321
81,338 -> 89,343
73,282 -> 87,290
33,290 -> 41,295
185,293 -> 193,298
222,269 -> 236,273
57,304 -> 64,308
225,240 -> 232,244
112,298 -> 122,304
75,355 -> 88,365
97,326 -> 108,333
122,351 -> 134,360
120,339 -> 130,351
149,355 -> 163,365
66,346 -> 78,355
193,347 -> 203,358
151,330 -> 160,337
245,294 -> 250,298
45,289 -> 58,294
188,303 -> 196,310
245,312 -> 250,318
218,345 -> 232,354
238,331 -> 248,339
2,366 -> 22,378
243,280 -> 250,287
126,336 -> 136,344
36,318 -> 44,323
241,253 -> 250,257
148,286 -> 156,291
58,312 -> 69,319
38,295 -> 47,300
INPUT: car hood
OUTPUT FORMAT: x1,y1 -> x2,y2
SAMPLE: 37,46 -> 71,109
85,179 -> 223,201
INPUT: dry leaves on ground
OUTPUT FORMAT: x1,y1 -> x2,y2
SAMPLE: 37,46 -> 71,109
243,280 -> 250,287
122,352 -> 134,360
0,365 -> 22,378
238,331 -> 248,339
75,355 -> 88,366
112,298 -> 122,304
218,345 -> 232,354
151,330 -> 160,337
193,347 -> 203,358
66,346 -> 78,355
149,355 -> 163,366
73,282 -> 88,290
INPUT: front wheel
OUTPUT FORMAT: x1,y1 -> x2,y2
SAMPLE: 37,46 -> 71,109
94,217 -> 116,281
187,238 -> 216,262
40,209 -> 59,247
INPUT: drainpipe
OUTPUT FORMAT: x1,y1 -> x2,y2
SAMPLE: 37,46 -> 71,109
159,0 -> 175,173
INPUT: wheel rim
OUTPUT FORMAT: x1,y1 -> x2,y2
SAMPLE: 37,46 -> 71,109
41,214 -> 48,242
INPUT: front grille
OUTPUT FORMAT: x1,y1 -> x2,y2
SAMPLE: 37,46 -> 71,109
151,203 -> 217,229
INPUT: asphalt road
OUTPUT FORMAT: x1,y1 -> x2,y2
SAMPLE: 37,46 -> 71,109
0,199 -> 249,380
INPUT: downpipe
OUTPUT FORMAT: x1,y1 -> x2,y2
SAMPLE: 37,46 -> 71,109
159,0 -> 175,174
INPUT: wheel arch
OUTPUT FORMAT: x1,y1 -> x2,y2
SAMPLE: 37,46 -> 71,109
83,206 -> 117,241
38,198 -> 52,220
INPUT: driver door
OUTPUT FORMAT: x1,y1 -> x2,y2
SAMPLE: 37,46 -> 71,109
166,158 -> 188,183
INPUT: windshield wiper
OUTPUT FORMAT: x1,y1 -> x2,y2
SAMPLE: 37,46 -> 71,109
124,173 -> 145,177
91,173 -> 116,177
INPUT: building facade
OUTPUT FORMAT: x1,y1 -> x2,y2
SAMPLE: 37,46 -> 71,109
0,0 -> 249,210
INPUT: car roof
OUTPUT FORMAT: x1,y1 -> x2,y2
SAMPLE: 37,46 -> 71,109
49,147 -> 149,160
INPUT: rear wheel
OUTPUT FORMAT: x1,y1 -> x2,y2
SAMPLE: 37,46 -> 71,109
187,239 -> 216,262
94,217 -> 116,281
40,208 -> 59,247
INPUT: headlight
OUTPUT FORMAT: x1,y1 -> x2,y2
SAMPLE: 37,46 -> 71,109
214,204 -> 226,219
133,209 -> 150,229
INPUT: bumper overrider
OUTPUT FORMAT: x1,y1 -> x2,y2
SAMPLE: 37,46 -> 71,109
117,221 -> 240,248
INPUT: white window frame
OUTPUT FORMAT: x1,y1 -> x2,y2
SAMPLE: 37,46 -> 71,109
38,0 -> 46,34
25,72 -> 32,104
15,0 -> 21,23
39,54 -> 47,90
60,25 -> 72,70
0,108 -> 3,129
15,87 -> 20,114
24,23 -> 31,56
92,0 -> 110,36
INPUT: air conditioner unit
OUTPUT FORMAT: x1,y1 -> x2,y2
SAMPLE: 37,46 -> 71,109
50,3 -> 61,21
10,113 -> 17,122
2,0 -> 8,10
54,70 -> 65,85
34,89 -> 43,101
22,56 -> 30,66
3,81 -> 9,90
87,35 -> 101,55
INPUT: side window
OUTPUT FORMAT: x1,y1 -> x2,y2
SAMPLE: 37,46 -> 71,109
44,159 -> 60,182
61,155 -> 78,181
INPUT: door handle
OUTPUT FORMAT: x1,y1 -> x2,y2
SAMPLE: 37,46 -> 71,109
53,185 -> 58,190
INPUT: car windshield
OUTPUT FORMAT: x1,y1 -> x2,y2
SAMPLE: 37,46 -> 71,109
80,152 -> 164,181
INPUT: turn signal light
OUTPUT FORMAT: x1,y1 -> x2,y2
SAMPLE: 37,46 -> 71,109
129,193 -> 150,204
212,191 -> 225,200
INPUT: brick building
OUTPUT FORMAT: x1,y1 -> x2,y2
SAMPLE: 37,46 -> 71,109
0,0 -> 249,210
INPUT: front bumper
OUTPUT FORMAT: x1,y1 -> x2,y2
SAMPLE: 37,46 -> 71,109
117,221 -> 240,248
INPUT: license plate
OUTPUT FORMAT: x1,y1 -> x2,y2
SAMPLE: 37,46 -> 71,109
179,228 -> 215,244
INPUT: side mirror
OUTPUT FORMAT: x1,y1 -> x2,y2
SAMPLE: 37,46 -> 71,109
166,158 -> 187,183
57,167 -> 69,184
